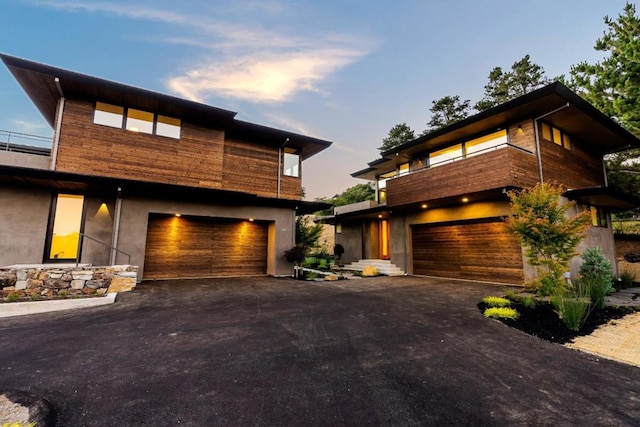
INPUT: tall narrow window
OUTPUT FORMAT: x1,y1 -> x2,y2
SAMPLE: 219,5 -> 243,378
283,150 -> 300,177
126,108 -> 154,134
48,194 -> 85,260
94,102 -> 124,128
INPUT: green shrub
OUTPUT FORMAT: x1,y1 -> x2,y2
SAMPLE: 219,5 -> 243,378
484,307 -> 519,320
579,247 -> 614,308
503,288 -> 518,301
482,296 -> 512,307
6,292 -> 20,303
617,270 -> 637,291
519,296 -> 536,309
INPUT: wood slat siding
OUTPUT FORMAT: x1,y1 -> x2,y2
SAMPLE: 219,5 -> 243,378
412,220 -> 524,284
57,100 -> 225,188
508,120 -> 536,152
222,139 -> 300,199
143,215 -> 268,279
387,147 -> 538,207
540,140 -> 605,188
55,100 -> 302,199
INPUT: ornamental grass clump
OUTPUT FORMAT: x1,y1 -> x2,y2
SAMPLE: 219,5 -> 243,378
484,307 -> 520,320
482,296 -> 512,307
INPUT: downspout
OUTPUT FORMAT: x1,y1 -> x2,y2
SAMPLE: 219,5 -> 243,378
50,77 -> 65,171
110,187 -> 123,265
533,103 -> 570,182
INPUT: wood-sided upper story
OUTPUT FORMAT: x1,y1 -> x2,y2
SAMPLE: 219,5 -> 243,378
352,83 -> 640,209
0,54 -> 331,201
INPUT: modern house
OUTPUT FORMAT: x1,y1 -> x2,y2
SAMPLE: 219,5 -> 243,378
334,83 -> 640,284
0,54 -> 331,281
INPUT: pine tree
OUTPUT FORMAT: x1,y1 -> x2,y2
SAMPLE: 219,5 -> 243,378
427,95 -> 471,131
378,123 -> 415,153
571,2 -> 640,197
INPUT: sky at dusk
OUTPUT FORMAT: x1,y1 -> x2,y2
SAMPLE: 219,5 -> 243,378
0,0 -> 632,200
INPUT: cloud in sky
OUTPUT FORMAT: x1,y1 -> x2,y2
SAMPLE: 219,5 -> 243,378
30,1 -> 373,104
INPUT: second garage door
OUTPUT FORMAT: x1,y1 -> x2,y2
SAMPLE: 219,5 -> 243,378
143,214 -> 268,280
411,219 -> 524,284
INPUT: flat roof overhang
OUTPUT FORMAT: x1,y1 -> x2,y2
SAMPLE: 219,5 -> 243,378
353,83 -> 640,181
0,165 -> 329,215
564,187 -> 640,211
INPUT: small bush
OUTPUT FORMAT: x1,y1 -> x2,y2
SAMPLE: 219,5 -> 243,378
519,296 -> 536,309
484,307 -> 519,320
482,296 -> 512,307
6,292 -> 20,303
503,288 -> 518,301
284,246 -> 307,265
579,247 -> 613,308
617,270 -> 637,291
362,266 -> 378,277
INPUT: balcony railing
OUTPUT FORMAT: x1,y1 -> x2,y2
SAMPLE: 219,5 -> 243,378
385,144 -> 539,207
0,129 -> 52,155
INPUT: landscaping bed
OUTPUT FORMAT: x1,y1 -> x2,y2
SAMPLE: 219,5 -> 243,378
478,300 -> 636,344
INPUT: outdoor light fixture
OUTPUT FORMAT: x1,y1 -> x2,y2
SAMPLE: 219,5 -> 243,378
462,197 -> 469,203
175,213 -> 181,217
516,124 -> 524,135
421,204 -> 428,209
248,218 -> 255,222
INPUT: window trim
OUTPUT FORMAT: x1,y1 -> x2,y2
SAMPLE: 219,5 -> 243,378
93,102 -> 181,140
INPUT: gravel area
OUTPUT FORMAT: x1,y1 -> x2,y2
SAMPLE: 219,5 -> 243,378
0,394 -> 29,425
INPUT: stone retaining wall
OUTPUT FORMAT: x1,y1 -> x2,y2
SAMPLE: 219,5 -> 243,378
0,265 -> 137,300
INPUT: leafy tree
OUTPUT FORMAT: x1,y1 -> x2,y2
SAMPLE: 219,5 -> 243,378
506,182 -> 590,296
295,215 -> 323,249
571,2 -> 640,197
378,123 -> 415,153
475,55 -> 549,111
426,95 -> 471,131
316,183 -> 375,215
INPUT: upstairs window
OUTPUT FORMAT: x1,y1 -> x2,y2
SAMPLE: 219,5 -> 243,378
398,162 -> 410,176
541,122 -> 571,149
94,102 -> 123,128
283,150 -> 300,177
126,108 -> 154,134
93,102 -> 181,139
156,115 -> 181,139
429,144 -> 462,167
465,130 -> 508,157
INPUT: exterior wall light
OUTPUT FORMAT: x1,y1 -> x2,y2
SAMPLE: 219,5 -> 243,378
462,197 -> 469,203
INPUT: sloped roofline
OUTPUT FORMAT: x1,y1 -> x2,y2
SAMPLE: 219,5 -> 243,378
0,53 -> 332,160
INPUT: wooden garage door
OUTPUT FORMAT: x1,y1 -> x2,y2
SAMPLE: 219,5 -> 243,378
412,219 -> 524,284
144,214 -> 268,279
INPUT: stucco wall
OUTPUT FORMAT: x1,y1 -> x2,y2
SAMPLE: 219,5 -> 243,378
80,197 -> 116,266
115,198 -> 295,280
0,151 -> 50,169
0,187 -> 51,265
335,222 -> 363,264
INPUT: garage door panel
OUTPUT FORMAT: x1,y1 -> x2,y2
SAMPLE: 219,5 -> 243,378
412,220 -> 523,284
144,215 -> 267,279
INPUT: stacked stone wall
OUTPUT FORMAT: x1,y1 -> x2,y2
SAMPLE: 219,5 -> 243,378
0,265 -> 137,301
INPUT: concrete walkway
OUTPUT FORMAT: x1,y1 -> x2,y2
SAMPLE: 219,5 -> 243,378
567,286 -> 640,367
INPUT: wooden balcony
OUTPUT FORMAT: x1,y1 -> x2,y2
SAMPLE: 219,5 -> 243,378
386,145 -> 539,207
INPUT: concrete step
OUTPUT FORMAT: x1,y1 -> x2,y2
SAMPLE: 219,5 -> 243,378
342,259 -> 405,276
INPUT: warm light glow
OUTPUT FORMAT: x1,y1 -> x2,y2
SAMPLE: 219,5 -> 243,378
175,213 -> 181,217
462,197 -> 469,203
421,204 -> 428,209
516,125 -> 524,135
248,218 -> 255,222
378,214 -> 383,218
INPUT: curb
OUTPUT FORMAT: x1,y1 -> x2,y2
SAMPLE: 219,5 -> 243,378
0,293 -> 117,318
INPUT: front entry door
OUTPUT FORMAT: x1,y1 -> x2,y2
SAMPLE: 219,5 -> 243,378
379,219 -> 390,260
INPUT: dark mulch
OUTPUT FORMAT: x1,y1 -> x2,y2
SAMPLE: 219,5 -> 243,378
478,301 -> 636,344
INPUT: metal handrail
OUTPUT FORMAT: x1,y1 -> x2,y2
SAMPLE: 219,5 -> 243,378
76,233 -> 131,266
0,129 -> 52,150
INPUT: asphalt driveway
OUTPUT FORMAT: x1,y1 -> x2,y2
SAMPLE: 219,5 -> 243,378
1,276 -> 639,426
